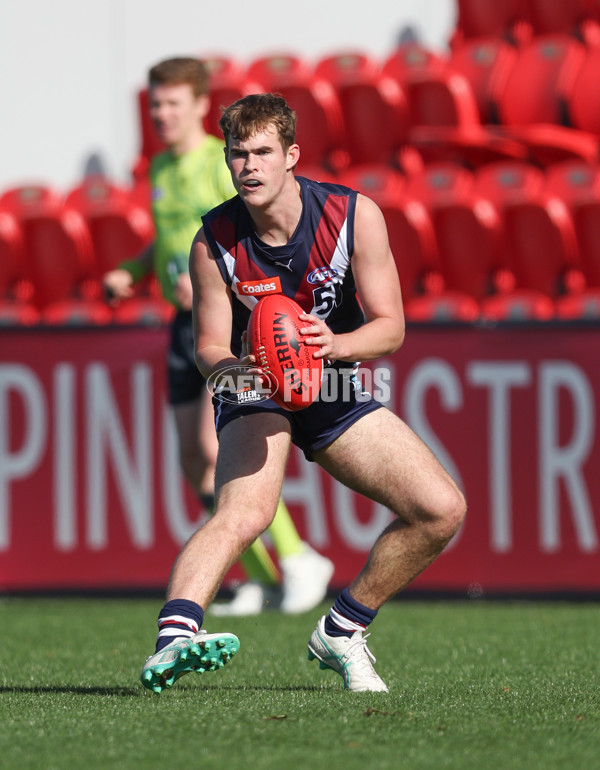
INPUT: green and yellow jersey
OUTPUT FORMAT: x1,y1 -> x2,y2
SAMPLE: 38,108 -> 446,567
121,135 -> 235,307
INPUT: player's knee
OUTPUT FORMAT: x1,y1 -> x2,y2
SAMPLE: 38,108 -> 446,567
217,503 -> 276,548
429,483 -> 466,544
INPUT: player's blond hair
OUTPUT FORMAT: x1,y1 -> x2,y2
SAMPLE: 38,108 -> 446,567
219,93 -> 297,152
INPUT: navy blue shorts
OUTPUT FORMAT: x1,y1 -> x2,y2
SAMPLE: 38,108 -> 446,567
213,363 -> 384,461
167,310 -> 207,406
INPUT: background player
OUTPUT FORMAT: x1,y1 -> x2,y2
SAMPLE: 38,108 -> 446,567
140,93 -> 466,693
103,59 -> 333,617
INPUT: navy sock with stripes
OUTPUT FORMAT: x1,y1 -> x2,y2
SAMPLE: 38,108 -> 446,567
324,587 -> 378,638
155,598 -> 204,653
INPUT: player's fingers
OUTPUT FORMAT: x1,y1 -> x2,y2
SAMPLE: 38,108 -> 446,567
300,321 -> 325,337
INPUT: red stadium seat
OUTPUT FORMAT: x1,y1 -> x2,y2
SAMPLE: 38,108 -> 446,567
474,161 -> 545,205
490,35 -> 599,165
446,37 -> 519,124
544,162 -> 600,289
246,52 -> 312,84
314,51 -> 409,166
203,53 -> 245,80
480,290 -> 556,321
403,163 -> 486,298
0,185 -> 98,312
0,208 -> 39,324
314,50 -> 379,84
130,176 -> 152,210
430,195 -> 504,300
588,0 -> 600,23
40,299 -> 113,326
568,45 -> 600,135
405,71 -> 482,128
555,290 -> 600,319
381,43 -> 447,84
387,200 -> 439,298
494,123 -> 600,165
203,54 -> 262,138
0,208 -> 26,297
405,163 -> 504,300
404,292 -> 480,322
544,160 -> 600,202
245,53 -> 345,171
333,166 -> 437,300
527,0 -> 595,36
450,0 -> 532,47
374,164 -> 475,302
65,177 -> 155,278
0,184 -> 58,213
65,175 -> 130,212
397,63 -> 528,167
112,295 -> 174,326
404,162 -> 475,205
337,165 -> 439,301
495,35 -> 585,126
0,302 -> 40,325
337,165 -> 405,204
474,161 -> 583,298
293,164 -> 338,183
499,195 -> 581,297
379,198 -> 440,302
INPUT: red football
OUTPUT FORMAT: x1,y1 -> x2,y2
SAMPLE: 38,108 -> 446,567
248,294 -> 323,411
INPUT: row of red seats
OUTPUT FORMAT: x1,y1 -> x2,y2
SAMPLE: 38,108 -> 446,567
3,158 -> 600,325
134,39 -> 600,183
0,179 -> 172,326
451,0 -> 600,46
340,158 -> 600,322
400,0 -> 600,321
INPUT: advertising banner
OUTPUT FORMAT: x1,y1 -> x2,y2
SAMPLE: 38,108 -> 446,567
1,325 -> 599,595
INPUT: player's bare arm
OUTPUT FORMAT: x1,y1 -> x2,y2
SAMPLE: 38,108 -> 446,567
300,194 -> 405,361
189,229 -> 239,379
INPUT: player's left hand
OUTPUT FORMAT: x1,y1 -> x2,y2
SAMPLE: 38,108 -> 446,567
299,312 -> 338,360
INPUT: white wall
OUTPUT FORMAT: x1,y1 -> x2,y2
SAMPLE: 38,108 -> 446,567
0,0 -> 456,193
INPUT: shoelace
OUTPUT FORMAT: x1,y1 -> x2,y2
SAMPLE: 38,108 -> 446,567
347,633 -> 377,664
347,635 -> 385,685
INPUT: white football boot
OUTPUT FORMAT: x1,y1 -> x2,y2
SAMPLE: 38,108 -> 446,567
308,615 -> 388,692
141,630 -> 240,693
280,544 -> 334,614
210,581 -> 282,616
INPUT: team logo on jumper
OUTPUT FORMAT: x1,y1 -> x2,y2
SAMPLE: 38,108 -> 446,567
236,277 -> 282,296
307,267 -> 338,284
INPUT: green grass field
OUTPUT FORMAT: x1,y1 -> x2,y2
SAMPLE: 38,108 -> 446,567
0,597 -> 598,770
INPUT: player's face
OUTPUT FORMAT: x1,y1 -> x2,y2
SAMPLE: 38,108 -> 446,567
226,125 -> 298,206
149,82 -> 208,149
